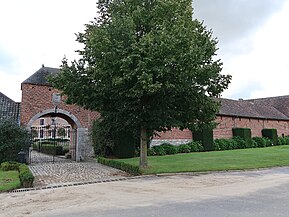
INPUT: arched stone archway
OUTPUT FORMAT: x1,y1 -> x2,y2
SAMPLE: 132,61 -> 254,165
27,108 -> 88,162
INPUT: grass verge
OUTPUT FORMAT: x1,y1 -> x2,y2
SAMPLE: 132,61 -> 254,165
114,145 -> 289,174
0,170 -> 21,192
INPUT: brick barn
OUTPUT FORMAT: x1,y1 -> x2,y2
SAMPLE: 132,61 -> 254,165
151,97 -> 289,145
18,65 -> 289,158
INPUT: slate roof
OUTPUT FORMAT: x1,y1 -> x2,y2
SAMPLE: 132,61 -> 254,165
22,66 -> 60,86
0,92 -> 20,124
218,97 -> 289,121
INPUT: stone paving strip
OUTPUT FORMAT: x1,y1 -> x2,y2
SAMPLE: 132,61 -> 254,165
29,161 -> 130,188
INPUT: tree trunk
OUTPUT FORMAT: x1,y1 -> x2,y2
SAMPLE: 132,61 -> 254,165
140,126 -> 148,168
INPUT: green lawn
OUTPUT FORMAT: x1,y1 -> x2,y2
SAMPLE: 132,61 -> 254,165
0,170 -> 21,192
117,145 -> 289,174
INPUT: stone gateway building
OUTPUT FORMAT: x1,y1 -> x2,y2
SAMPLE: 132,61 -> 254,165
18,65 -> 289,159
20,66 -> 99,161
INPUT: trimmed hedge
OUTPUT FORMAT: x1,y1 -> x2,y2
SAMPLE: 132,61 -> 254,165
232,128 -> 252,147
18,164 -> 34,188
33,143 -> 68,155
193,128 -> 214,151
98,157 -> 142,175
0,161 -> 21,171
262,129 -> 278,145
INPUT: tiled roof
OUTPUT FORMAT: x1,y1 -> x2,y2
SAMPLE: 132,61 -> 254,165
22,66 -> 60,86
218,97 -> 289,120
20,66 -> 289,121
0,92 -> 20,123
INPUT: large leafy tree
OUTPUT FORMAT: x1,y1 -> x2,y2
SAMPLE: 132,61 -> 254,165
51,0 -> 231,168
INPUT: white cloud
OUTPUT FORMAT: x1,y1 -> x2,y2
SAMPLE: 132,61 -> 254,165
222,0 -> 289,99
0,0 -> 97,101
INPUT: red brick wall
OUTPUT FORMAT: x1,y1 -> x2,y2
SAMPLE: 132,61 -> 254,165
153,128 -> 192,140
214,116 -> 289,139
20,83 -> 100,128
153,115 -> 289,141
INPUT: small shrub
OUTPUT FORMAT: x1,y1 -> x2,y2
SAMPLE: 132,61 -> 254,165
277,136 -> 289,146
98,157 -> 142,175
177,144 -> 191,153
0,161 -> 20,171
233,137 -> 247,149
252,137 -> 272,148
189,141 -> 204,152
160,143 -> 178,155
214,138 -> 238,151
150,146 -> 166,156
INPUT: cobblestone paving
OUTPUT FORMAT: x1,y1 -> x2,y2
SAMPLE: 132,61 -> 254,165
29,151 -> 129,187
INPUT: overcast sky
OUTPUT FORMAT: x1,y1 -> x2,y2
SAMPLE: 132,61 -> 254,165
0,0 -> 289,102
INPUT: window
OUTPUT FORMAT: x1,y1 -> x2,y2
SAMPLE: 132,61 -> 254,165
40,119 -> 45,125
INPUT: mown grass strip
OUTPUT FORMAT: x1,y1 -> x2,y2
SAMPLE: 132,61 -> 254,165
114,145 -> 289,174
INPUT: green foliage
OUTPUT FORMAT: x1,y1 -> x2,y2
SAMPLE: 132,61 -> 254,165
262,129 -> 278,145
0,161 -> 21,171
160,143 -> 178,155
91,119 -> 114,157
18,164 -> 34,188
233,136 -> 248,149
113,130 -> 138,158
177,144 -> 191,153
193,128 -> 214,151
149,145 -> 166,156
232,128 -> 252,147
98,157 -> 142,175
277,136 -> 289,146
32,143 -> 67,155
0,121 -> 30,163
214,138 -> 238,151
57,128 -> 66,137
91,119 -> 138,158
50,0 -> 231,166
252,137 -> 272,148
188,141 -> 204,152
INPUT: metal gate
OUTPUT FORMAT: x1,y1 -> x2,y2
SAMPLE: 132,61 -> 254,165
29,126 -> 77,164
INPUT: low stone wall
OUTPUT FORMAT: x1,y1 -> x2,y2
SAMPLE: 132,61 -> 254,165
150,139 -> 192,146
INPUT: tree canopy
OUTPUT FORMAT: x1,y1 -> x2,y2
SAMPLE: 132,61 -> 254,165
51,0 -> 231,167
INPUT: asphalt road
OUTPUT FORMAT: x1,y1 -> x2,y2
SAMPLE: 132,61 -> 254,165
2,167 -> 289,217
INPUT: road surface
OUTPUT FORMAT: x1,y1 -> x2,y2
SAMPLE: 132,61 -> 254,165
2,167 -> 289,217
